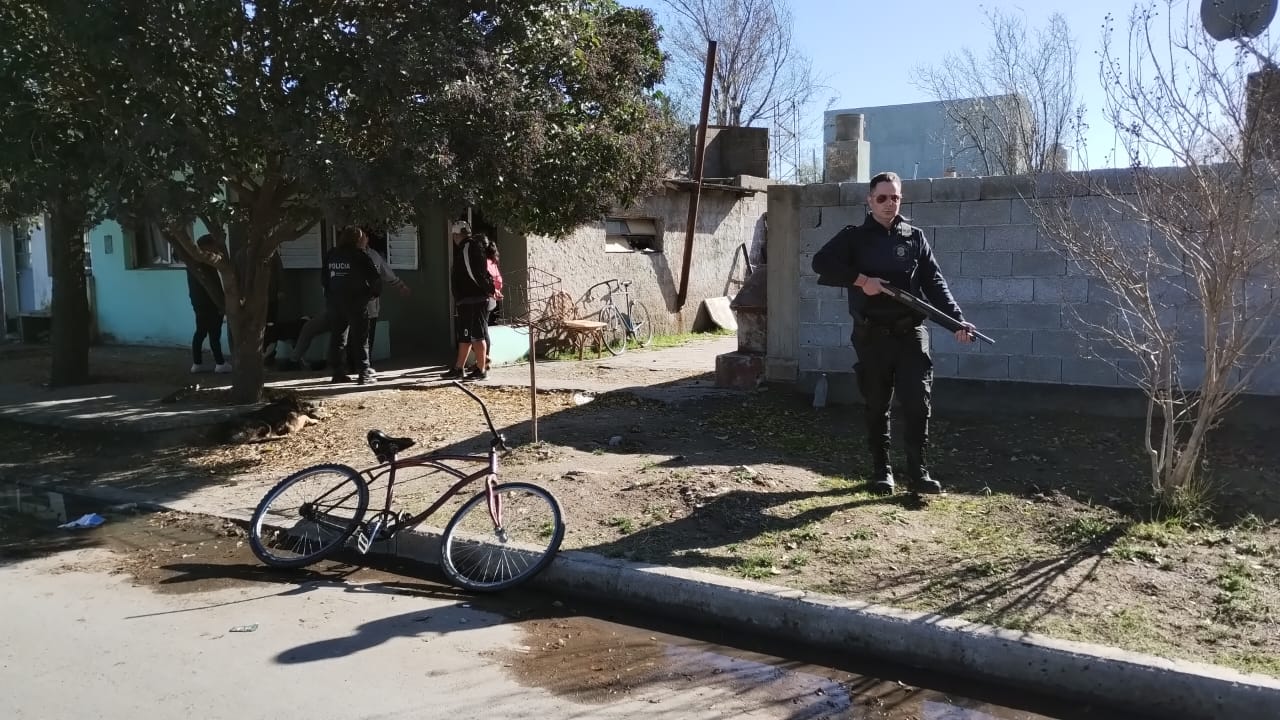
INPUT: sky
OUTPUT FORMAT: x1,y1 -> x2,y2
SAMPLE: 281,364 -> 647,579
626,0 -> 1275,173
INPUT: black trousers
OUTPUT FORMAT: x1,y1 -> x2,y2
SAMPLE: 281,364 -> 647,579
192,309 -> 225,365
327,299 -> 372,377
851,323 -> 933,468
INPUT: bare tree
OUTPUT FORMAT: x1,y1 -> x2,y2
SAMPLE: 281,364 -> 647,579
659,0 -> 824,178
1032,1 -> 1280,508
913,8 -> 1083,176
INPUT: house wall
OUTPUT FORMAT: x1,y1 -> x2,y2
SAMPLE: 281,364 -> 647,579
522,184 -> 767,335
766,172 -> 1280,398
88,212 -> 456,360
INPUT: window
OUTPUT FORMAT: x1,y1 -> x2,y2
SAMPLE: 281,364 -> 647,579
125,221 -> 182,268
386,225 -> 419,270
605,217 -> 661,253
279,221 -> 324,269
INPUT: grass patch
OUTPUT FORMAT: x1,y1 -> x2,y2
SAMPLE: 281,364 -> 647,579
1214,561 -> 1269,626
646,329 -> 734,349
606,516 -> 635,534
733,552 -> 777,580
1223,650 -> 1280,678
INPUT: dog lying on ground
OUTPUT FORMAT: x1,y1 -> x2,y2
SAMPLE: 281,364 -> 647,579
215,390 -> 325,444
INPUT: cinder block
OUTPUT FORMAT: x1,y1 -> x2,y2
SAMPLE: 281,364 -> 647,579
960,302 -> 1008,329
800,282 -> 845,300
962,252 -> 1013,277
931,177 -> 981,202
1010,199 -> 1041,224
908,201 -> 961,227
1010,355 -> 1063,382
839,182 -> 871,205
960,199 -> 1013,225
932,226 -> 985,252
946,278 -> 983,303
958,353 -> 1010,379
801,227 -> 836,254
801,206 -> 821,228
932,326 -> 980,353
980,175 -> 1035,200
983,328 -> 1032,355
800,322 -> 844,347
818,205 -> 866,230
982,278 -> 1035,302
1007,303 -> 1062,329
821,298 -> 850,324
1061,357 -> 1119,386
985,225 -> 1038,251
799,345 -> 821,371
820,345 -> 857,372
1033,329 -> 1084,356
933,252 -> 962,274
1034,278 -> 1090,303
715,352 -> 766,389
800,298 -> 823,324
1064,302 -> 1115,329
901,178 -> 932,203
1244,361 -> 1280,394
801,183 -> 840,206
1012,251 -> 1067,276
931,352 -> 960,377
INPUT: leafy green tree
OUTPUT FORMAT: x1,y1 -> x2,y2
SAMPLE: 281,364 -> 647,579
107,0 -> 678,402
0,1 -> 126,386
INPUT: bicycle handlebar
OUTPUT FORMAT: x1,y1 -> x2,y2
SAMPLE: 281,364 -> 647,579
450,381 -> 505,449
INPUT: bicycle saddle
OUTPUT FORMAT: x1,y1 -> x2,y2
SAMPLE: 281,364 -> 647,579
367,430 -> 416,461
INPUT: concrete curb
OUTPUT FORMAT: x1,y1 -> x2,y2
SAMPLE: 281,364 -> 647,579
16,479 -> 1280,720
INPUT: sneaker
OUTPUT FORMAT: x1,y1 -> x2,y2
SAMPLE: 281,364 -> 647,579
465,368 -> 488,381
871,468 -> 895,495
909,473 -> 944,495
357,372 -> 376,385
190,363 -> 212,374
213,363 -> 232,374
441,367 -> 464,380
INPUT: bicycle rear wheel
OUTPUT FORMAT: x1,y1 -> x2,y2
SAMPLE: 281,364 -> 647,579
249,463 -> 369,569
627,300 -> 653,348
440,482 -> 565,592
601,306 -> 628,355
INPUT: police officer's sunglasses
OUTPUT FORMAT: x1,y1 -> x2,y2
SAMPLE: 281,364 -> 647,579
873,193 -> 901,204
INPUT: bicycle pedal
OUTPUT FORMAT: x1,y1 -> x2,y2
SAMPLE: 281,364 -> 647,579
357,518 -> 384,555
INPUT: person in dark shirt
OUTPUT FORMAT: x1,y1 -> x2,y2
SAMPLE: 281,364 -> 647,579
186,234 -> 230,374
322,226 -> 382,385
812,171 -> 976,496
442,221 -> 495,381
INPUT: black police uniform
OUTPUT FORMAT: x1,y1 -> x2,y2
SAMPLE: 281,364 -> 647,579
322,243 -> 382,382
812,213 -> 966,492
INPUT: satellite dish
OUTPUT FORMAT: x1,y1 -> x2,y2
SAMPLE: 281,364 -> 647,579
1202,0 -> 1278,41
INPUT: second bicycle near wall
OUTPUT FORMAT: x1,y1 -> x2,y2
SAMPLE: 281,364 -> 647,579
500,268 -> 654,360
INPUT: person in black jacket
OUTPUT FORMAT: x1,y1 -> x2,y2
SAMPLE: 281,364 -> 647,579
811,171 -> 976,496
442,221 -> 495,381
322,226 -> 382,385
186,234 -> 230,374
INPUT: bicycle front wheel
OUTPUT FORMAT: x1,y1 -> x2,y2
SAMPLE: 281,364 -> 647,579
440,482 -> 565,592
628,300 -> 654,348
601,306 -> 629,355
249,463 -> 369,569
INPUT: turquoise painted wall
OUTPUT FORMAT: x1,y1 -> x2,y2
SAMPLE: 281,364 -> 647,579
87,220 -> 228,348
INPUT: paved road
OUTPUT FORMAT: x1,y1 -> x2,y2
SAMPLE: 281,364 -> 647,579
0,508 -> 1105,720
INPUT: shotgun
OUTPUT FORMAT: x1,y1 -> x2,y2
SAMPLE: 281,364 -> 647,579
878,286 -> 996,345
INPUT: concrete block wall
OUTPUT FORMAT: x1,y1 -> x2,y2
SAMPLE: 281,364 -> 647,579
768,173 -> 1280,397
524,185 -> 766,336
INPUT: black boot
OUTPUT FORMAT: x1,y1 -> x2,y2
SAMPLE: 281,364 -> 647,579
870,440 -> 895,495
905,446 -> 943,495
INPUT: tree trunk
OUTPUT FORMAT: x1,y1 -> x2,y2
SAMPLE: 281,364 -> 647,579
227,301 -> 266,404
47,201 -> 91,386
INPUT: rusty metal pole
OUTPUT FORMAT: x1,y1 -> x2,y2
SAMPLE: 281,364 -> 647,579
528,326 -> 539,443
676,39 -> 717,311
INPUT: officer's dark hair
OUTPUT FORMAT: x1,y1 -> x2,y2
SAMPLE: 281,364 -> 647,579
337,225 -> 366,246
869,171 -> 901,190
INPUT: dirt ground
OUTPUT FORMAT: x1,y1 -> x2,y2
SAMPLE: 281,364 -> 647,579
2,342 -> 1278,679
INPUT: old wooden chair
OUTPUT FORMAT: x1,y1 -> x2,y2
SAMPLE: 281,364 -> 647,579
542,291 -> 608,360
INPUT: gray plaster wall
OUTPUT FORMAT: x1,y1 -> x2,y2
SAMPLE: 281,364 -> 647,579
768,174 -> 1280,398
521,186 -> 766,336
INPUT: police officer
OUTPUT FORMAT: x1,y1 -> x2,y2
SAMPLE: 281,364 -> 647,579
322,225 -> 382,385
812,171 -> 976,495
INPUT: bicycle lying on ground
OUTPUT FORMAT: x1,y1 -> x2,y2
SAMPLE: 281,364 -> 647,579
584,278 -> 654,355
247,382 -> 565,592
